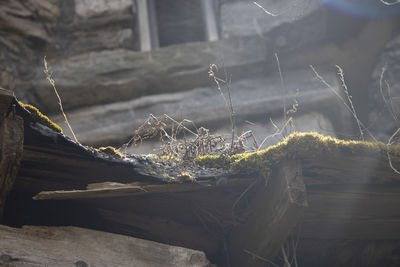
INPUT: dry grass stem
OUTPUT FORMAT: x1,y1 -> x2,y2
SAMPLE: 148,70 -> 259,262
379,66 -> 399,124
43,56 -> 79,143
281,245 -> 291,267
243,249 -> 280,267
275,53 -> 287,137
209,64 -> 236,154
310,65 -> 377,142
335,65 -> 364,140
258,117 -> 293,151
387,127 -> 400,175
232,178 -> 258,211
122,113 -> 246,160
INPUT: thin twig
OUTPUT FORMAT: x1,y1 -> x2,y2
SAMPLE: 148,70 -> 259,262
258,117 -> 293,151
232,179 -> 258,210
281,245 -> 292,267
336,65 -> 364,140
43,56 -> 79,143
209,64 -> 236,154
275,53 -> 287,137
310,65 -> 377,142
379,66 -> 399,125
387,127 -> 400,175
243,249 -> 280,267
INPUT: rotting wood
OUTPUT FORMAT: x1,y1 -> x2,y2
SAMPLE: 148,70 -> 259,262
227,159 -> 307,267
0,224 -> 211,267
0,89 -> 24,217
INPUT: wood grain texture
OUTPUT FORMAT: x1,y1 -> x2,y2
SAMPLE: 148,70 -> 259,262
0,112 -> 23,217
0,225 -> 211,267
227,159 -> 307,267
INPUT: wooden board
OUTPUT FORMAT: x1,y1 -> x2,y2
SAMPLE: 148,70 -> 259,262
227,159 -> 308,267
0,225 -> 211,267
0,112 -> 24,217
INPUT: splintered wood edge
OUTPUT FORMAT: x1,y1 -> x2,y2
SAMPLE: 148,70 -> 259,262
32,178 -> 254,200
32,183 -> 206,200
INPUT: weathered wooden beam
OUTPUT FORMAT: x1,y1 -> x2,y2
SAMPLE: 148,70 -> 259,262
0,225 -> 211,267
136,0 -> 158,51
32,182 -> 203,200
0,88 -> 14,115
300,186 -> 400,240
0,89 -> 24,217
201,0 -> 219,42
227,159 -> 307,267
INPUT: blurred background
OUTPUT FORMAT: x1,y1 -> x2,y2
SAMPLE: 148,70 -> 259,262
1,0 -> 399,153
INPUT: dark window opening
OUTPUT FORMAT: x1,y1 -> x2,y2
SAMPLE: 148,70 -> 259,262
154,0 -> 206,47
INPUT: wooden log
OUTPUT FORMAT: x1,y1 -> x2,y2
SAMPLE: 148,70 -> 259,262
0,225 -> 212,267
227,159 -> 307,267
0,90 -> 24,217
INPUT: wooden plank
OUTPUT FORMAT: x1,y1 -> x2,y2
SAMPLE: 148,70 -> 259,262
302,154 -> 400,185
32,182 -> 204,200
32,177 -> 251,200
227,159 -> 307,267
0,225 -> 211,267
0,112 -> 24,217
201,0 -> 219,41
136,0 -> 159,51
299,186 -> 400,240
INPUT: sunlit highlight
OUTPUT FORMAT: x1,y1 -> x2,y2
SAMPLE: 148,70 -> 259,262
320,0 -> 400,17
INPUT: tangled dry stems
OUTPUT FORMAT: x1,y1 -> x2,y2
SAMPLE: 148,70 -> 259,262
121,113 -> 253,161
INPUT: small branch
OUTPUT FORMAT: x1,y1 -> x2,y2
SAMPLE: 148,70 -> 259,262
379,66 -> 399,125
281,245 -> 292,267
258,117 -> 292,151
243,249 -> 280,267
387,127 -> 400,175
335,65 -> 364,141
209,64 -> 236,154
43,56 -> 79,143
310,65 -> 377,142
275,53 -> 287,137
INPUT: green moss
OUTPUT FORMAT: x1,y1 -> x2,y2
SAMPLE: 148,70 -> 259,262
21,103 -> 63,133
98,146 -> 125,159
195,132 -> 400,179
176,171 -> 196,183
195,154 -> 230,169
160,155 -> 183,163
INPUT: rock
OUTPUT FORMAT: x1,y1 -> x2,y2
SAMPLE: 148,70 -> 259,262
368,34 -> 400,141
31,36 -> 270,113
74,0 -> 133,18
50,69 -> 348,147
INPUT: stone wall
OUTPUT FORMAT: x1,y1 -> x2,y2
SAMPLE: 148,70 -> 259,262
1,0 -> 399,149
